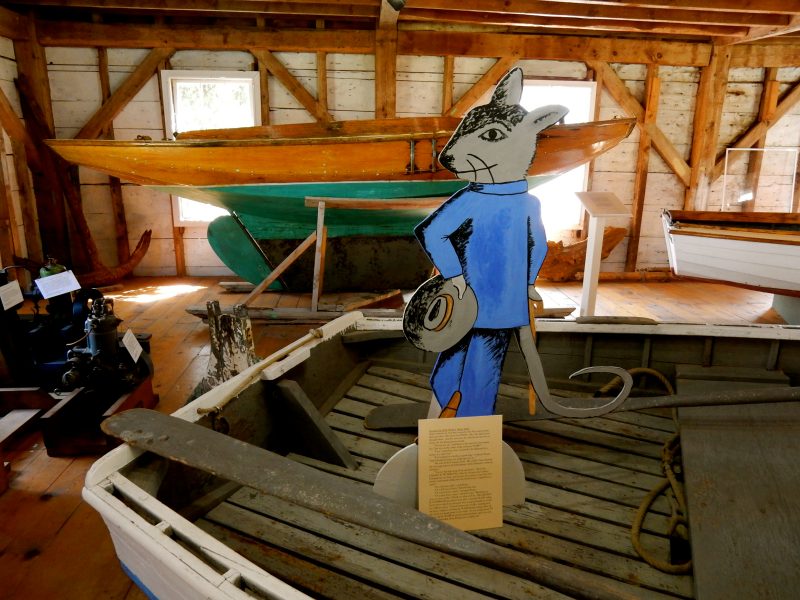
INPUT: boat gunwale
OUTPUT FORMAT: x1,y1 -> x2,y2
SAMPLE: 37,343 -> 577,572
47,118 -> 635,150
667,227 -> 800,247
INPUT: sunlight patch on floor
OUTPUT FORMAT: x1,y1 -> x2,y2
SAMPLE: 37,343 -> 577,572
107,284 -> 207,304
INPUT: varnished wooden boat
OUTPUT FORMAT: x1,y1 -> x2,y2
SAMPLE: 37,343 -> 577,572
662,210 -> 800,297
84,312 -> 800,600
48,117 -> 635,189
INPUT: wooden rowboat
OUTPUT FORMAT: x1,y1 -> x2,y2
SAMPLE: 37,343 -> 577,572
85,312 -> 800,599
662,209 -> 800,297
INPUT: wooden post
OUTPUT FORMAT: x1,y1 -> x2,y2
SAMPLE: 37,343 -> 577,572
625,64 -> 659,272
97,45 -> 130,264
684,45 -> 731,211
316,19 -> 328,120
13,17 -> 70,263
741,67 -> 779,211
311,201 -> 328,312
442,55 -> 454,115
8,139 -> 42,264
0,136 -> 16,272
375,0 -> 398,119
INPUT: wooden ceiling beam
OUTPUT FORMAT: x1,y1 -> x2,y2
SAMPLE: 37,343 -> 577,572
402,9 -> 746,37
684,44 -> 730,211
3,0 -> 378,17
251,49 -> 332,124
0,6 -> 25,40
77,47 -> 175,139
35,21 -> 376,52
399,30 -> 712,67
579,1 -> 800,15
731,43 -> 800,68
404,1 -> 788,28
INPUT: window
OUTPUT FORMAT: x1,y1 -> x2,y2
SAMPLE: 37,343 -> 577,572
161,70 -> 261,224
521,80 -> 596,236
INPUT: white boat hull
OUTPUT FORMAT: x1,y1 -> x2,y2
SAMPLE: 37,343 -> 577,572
662,211 -> 800,295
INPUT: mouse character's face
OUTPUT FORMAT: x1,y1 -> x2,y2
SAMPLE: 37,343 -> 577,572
438,68 -> 568,184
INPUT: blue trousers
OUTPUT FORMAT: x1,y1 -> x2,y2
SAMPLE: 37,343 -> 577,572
430,328 -> 512,417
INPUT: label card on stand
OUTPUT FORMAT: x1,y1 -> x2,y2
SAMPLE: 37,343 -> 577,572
418,414 -> 503,531
122,329 -> 143,363
0,280 -> 24,310
35,270 -> 81,299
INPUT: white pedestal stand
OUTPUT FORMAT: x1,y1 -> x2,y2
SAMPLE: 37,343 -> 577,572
575,192 -> 631,317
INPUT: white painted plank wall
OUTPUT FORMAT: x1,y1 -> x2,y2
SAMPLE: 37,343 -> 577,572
1,42 -> 798,278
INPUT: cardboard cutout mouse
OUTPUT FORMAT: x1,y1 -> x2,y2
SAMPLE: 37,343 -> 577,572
405,68 -> 568,418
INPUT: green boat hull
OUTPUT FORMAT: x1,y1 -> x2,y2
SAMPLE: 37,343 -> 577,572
155,177 -> 552,289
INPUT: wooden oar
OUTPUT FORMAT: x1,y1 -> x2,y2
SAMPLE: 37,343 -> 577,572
102,408 -> 648,600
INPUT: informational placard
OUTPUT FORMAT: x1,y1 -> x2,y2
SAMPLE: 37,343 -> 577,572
34,270 -> 81,299
418,414 -> 503,531
0,280 -> 24,310
122,328 -> 143,363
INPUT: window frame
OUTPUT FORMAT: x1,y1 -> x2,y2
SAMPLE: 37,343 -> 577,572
160,69 -> 262,226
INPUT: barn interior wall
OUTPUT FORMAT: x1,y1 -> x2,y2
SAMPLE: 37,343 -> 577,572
3,39 -> 800,278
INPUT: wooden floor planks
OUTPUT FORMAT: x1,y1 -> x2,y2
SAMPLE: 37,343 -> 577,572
0,275 -> 786,598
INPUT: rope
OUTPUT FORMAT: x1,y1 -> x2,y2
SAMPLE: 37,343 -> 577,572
599,367 -> 690,574
598,367 -> 675,396
631,432 -> 692,574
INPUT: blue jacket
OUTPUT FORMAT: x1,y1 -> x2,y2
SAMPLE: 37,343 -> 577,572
414,180 -> 547,329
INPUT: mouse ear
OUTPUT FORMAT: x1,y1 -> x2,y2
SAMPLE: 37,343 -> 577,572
490,68 -> 523,107
524,104 -> 569,134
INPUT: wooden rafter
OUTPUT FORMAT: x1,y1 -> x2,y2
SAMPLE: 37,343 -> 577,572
77,47 -> 175,139
588,60 -> 691,187
402,9 -> 748,38
729,15 -> 800,45
251,49 -> 332,124
446,57 -> 517,118
405,1 -> 790,28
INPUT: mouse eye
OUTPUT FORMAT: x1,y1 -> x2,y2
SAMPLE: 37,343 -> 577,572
478,128 -> 507,142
